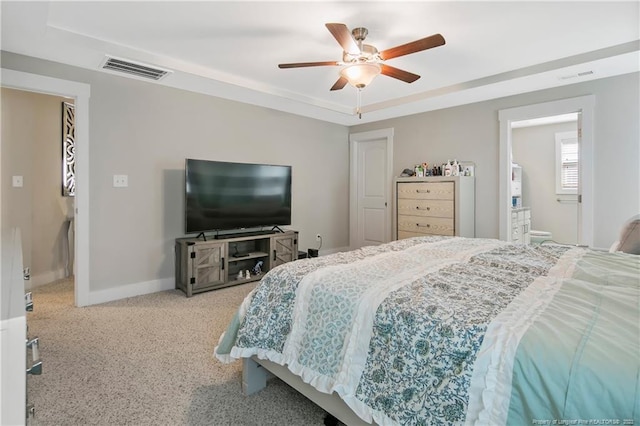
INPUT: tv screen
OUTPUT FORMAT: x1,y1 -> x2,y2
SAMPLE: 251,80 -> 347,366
185,159 -> 292,234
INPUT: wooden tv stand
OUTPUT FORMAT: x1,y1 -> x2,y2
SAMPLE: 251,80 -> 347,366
175,230 -> 298,297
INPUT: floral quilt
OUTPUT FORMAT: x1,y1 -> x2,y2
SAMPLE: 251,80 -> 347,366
215,236 -> 574,425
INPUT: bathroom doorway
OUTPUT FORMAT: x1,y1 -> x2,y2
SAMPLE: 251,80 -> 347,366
511,114 -> 579,245
498,95 -> 595,247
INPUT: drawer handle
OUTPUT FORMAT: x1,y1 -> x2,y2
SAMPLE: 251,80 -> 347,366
26,337 -> 42,375
25,292 -> 33,312
417,223 -> 431,228
417,189 -> 431,194
416,206 -> 431,211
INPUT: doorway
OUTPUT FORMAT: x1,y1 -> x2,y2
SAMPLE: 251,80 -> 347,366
498,95 -> 595,247
349,128 -> 394,250
1,88 -> 76,290
511,114 -> 580,245
1,68 -> 90,306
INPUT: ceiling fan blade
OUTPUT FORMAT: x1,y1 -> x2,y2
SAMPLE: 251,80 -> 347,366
380,64 -> 421,83
325,23 -> 361,55
330,76 -> 349,91
278,61 -> 340,69
379,33 -> 445,60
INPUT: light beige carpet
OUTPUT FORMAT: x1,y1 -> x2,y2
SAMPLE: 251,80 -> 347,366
27,279 -> 329,425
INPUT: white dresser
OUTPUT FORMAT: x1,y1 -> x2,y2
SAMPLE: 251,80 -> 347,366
1,229 -> 27,425
394,176 -> 475,240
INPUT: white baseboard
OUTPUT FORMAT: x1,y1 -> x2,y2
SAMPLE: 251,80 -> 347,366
88,277 -> 174,306
29,268 -> 68,289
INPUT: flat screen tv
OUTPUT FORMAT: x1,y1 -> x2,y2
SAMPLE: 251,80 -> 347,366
185,159 -> 292,234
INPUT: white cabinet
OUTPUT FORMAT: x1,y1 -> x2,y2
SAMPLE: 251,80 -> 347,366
394,176 -> 475,240
1,229 -> 27,425
511,208 -> 531,244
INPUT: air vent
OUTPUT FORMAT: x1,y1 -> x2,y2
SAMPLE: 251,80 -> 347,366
101,56 -> 172,81
558,70 -> 594,81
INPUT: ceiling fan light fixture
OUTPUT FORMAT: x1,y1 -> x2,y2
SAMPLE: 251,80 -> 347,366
340,63 -> 381,89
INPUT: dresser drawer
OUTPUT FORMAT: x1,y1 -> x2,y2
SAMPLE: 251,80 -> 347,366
398,230 -> 433,240
397,182 -> 454,200
397,215 -> 454,236
397,199 -> 454,218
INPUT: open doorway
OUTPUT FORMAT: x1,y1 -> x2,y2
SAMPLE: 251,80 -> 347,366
1,88 -> 75,292
511,113 -> 579,245
1,68 -> 90,306
498,95 -> 595,247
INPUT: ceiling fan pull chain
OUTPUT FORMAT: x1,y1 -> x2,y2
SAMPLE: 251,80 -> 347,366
356,88 -> 363,119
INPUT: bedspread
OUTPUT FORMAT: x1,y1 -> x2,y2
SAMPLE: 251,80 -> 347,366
215,237 -> 639,426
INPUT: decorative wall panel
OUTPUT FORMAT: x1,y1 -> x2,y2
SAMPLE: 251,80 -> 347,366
62,102 -> 75,197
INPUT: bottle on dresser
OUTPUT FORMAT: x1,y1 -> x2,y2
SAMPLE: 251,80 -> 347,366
443,160 -> 451,176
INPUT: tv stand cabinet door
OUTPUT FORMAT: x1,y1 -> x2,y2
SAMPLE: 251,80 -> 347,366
189,242 -> 225,292
271,232 -> 298,268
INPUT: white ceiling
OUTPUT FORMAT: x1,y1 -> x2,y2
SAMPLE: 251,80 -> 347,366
2,1 -> 638,126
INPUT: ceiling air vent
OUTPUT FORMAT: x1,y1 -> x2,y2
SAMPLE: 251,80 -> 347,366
101,56 -> 172,81
558,70 -> 594,81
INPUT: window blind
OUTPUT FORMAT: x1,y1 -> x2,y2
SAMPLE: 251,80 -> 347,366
560,140 -> 578,191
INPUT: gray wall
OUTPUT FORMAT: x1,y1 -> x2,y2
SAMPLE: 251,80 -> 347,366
512,121 -> 578,244
1,88 -> 74,288
351,72 -> 640,249
1,52 -> 350,293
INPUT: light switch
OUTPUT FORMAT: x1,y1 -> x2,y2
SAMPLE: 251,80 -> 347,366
12,176 -> 23,187
113,175 -> 128,188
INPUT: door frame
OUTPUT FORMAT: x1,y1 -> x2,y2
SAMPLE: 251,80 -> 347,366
349,128 -> 394,250
498,95 -> 594,246
1,69 -> 91,306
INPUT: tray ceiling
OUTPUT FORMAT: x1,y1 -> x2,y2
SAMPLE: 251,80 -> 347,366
1,1 -> 638,125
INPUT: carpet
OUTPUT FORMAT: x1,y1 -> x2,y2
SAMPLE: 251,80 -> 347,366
26,279 -> 329,425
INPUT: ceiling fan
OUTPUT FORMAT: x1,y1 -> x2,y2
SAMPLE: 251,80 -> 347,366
278,23 -> 446,92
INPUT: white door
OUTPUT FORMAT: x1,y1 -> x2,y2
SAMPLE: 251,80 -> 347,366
555,128 -> 580,245
349,129 -> 394,249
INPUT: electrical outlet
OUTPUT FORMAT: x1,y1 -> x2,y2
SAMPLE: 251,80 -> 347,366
316,234 -> 322,241
113,174 -> 128,188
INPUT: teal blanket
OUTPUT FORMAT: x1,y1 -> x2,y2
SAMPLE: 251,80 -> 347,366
509,252 -> 639,424
467,251 -> 639,425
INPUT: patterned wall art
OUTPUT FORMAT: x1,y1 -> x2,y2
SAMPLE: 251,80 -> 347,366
62,101 -> 75,197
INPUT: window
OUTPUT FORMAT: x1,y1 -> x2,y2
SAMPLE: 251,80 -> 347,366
555,131 -> 578,194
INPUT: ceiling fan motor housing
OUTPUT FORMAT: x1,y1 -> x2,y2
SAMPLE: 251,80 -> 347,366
352,27 -> 368,41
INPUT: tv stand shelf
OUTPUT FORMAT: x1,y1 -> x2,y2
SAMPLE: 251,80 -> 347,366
175,230 -> 298,297
230,251 -> 268,261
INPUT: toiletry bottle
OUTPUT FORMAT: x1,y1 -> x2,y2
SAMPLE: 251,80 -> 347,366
444,160 -> 452,176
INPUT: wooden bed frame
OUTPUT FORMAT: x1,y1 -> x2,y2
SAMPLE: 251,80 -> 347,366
242,357 -> 376,425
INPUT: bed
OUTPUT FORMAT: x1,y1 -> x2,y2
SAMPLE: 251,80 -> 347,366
215,236 -> 639,425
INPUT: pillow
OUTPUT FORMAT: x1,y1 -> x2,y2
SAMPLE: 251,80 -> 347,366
611,215 -> 640,255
